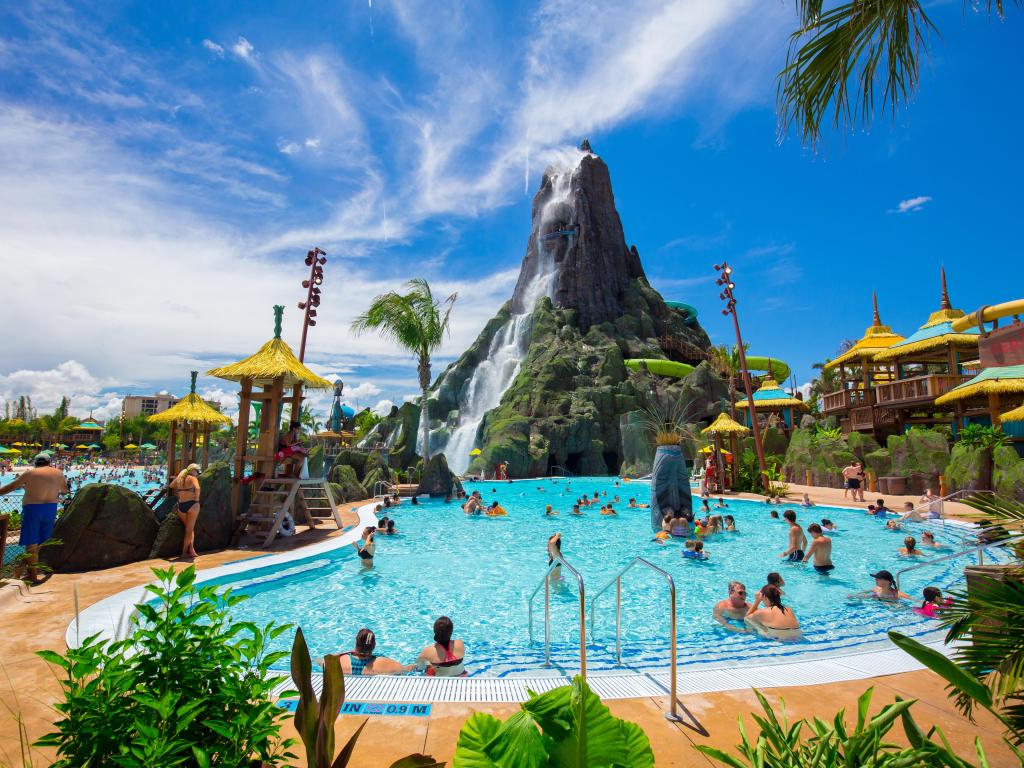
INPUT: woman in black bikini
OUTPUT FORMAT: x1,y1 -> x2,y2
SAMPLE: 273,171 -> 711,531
170,463 -> 201,561
353,526 -> 376,567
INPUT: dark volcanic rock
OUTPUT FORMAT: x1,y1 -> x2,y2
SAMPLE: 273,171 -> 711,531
149,462 -> 234,558
428,149 -> 714,478
43,484 -> 159,572
417,454 -> 461,497
328,464 -> 368,502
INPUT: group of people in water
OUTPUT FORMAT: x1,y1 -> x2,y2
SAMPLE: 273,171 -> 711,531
324,616 -> 467,678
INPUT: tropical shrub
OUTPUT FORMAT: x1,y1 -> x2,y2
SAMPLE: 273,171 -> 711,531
453,675 -> 654,767
814,425 -> 843,440
287,626 -> 440,768
697,687 -> 996,767
959,424 -> 1010,451
36,566 -> 295,767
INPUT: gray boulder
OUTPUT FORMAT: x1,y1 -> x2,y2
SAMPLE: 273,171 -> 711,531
417,453 -> 461,497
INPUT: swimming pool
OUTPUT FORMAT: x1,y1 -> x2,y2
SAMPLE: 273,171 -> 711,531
205,477 -> 994,678
0,468 -> 163,501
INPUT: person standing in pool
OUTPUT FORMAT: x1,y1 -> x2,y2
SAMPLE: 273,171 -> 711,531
802,523 -> 834,574
547,532 -> 563,580
780,510 -> 807,562
353,526 -> 376,567
712,581 -> 751,632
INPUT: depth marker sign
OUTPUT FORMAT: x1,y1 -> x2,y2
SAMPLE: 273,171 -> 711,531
277,700 -> 431,717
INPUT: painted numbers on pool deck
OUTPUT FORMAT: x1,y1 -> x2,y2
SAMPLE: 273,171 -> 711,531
277,699 -> 431,717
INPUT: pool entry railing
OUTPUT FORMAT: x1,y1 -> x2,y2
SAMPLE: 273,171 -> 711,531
589,557 -> 682,723
526,553 -> 587,679
894,534 -> 1024,592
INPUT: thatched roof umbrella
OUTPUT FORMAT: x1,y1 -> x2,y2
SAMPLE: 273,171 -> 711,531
207,305 -> 332,516
149,371 -> 232,481
702,412 -> 749,491
735,378 -> 808,431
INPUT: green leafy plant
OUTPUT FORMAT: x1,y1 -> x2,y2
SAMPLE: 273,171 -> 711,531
814,424 -> 843,440
959,424 -> 1011,451
452,675 -> 654,767
36,566 -> 295,767
697,687 -> 994,767
287,627 -> 441,768
762,460 -> 790,498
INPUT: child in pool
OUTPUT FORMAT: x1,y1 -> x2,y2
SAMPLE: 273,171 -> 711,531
724,515 -> 736,531
821,518 -> 837,531
800,493 -> 815,507
682,540 -> 708,560
914,586 -> 952,618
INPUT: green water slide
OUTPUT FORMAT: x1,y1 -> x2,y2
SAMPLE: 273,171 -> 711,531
624,359 -> 696,378
664,300 -> 698,326
745,356 -> 790,382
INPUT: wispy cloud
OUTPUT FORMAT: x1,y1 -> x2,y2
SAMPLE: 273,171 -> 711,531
890,195 -> 932,214
232,36 -> 256,63
202,39 -> 224,57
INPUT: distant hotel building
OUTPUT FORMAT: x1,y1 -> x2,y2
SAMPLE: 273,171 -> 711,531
122,393 -> 221,419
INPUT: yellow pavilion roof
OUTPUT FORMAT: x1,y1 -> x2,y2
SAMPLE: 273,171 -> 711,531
207,306 -> 332,390
1001,403 -> 1024,423
149,372 -> 233,425
875,269 -> 980,361
935,365 -> 1024,405
825,293 -> 904,369
701,412 -> 750,435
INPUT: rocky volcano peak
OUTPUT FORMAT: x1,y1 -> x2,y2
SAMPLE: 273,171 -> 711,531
510,152 -> 646,331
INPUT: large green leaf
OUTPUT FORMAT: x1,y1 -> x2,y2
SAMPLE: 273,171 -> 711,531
485,711 -> 549,768
388,755 -> 445,768
453,712 -> 502,768
546,677 -> 627,768
290,627 -> 320,767
888,631 -> 994,709
522,685 -> 573,740
617,720 -> 655,768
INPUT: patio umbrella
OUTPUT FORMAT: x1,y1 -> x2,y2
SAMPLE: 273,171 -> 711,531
698,446 -> 732,455
87,443 -> 100,450
53,443 -> 68,449
12,442 -> 24,446
140,443 -> 157,450
0,446 -> 13,454
702,412 -> 749,490
469,448 -> 482,456
74,444 -> 89,449
124,443 -> 139,449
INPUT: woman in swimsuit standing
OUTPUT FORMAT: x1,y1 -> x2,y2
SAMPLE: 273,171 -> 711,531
170,463 -> 201,561
417,616 -> 466,677
353,526 -> 376,567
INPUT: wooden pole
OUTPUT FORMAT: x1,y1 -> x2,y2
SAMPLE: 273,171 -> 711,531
166,421 -> 177,484
232,379 -> 253,520
290,383 -> 303,426
990,391 -> 1002,430
201,423 -> 211,469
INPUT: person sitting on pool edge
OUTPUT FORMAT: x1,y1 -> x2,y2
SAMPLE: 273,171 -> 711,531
712,581 -> 750,632
417,616 -> 467,677
332,628 -> 409,676
802,523 -> 834,574
745,585 -> 802,641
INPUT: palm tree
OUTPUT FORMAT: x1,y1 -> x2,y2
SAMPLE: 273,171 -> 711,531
707,344 -> 745,415
351,279 -> 457,462
778,1 -> 1016,146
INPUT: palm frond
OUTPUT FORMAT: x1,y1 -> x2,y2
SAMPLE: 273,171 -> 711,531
778,0 -> 937,146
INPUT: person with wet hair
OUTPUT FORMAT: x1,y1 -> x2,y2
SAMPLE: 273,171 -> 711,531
332,628 -> 408,676
744,584 -> 802,641
416,616 -> 466,677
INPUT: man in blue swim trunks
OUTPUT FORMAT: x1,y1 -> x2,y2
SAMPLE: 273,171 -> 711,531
0,452 -> 67,583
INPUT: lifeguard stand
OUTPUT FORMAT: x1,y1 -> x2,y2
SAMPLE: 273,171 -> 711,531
149,371 -> 232,481
207,306 -> 342,546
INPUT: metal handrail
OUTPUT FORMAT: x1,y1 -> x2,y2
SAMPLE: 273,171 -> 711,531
589,557 -> 681,722
894,534 -> 1024,591
526,553 -> 586,678
550,466 -> 575,478
372,480 -> 394,499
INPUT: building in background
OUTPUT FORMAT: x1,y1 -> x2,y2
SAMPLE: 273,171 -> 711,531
122,393 -> 221,419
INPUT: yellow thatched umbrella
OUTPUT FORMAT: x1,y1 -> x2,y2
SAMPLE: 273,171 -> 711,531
702,412 -> 749,491
208,305 -> 333,516
150,371 -> 232,479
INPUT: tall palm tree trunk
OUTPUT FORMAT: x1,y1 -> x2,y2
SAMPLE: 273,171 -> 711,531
419,355 -> 431,462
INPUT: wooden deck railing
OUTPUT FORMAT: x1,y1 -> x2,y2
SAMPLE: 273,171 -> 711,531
873,374 -> 971,407
822,388 -> 874,414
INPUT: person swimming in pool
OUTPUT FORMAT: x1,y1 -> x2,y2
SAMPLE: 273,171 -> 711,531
821,518 -> 837,531
353,526 -> 376,567
899,536 -> 923,556
712,581 -> 751,632
715,497 -> 727,508
781,510 -> 806,562
920,530 -> 943,549
914,586 -> 951,618
868,570 -> 911,601
486,501 -> 507,516
802,523 -> 834,574
682,540 -> 708,560
700,499 -> 711,514
745,585 -> 802,641
571,504 -> 583,516
800,492 -> 815,507
385,519 -> 397,535
723,514 -> 736,531
749,572 -> 785,611
544,504 -> 558,516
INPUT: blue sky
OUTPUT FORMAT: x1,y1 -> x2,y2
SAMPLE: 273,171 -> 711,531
1,1 -> 1021,422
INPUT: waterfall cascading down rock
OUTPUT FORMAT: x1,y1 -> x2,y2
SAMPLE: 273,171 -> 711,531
431,153 -> 584,475
422,141 -> 713,478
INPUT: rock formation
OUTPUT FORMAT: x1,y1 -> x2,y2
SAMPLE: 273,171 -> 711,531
416,454 -> 462,498
428,147 -> 712,476
43,484 -> 159,572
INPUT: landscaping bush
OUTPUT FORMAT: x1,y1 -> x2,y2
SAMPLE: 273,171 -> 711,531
36,566 -> 294,767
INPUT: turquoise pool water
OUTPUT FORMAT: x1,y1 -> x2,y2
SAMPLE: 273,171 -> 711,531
0,468 -> 162,501
216,477 -> 991,677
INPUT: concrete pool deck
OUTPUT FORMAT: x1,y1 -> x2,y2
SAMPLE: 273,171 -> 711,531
0,489 -> 1016,766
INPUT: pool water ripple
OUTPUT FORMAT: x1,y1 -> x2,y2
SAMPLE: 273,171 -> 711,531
219,477 -> 992,677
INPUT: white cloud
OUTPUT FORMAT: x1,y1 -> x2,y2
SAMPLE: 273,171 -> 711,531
345,381 -> 382,401
891,196 -> 932,214
0,360 -> 119,420
202,39 -> 224,57
372,399 -> 395,416
304,137 -> 320,149
278,140 -> 301,155
232,36 -> 256,62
